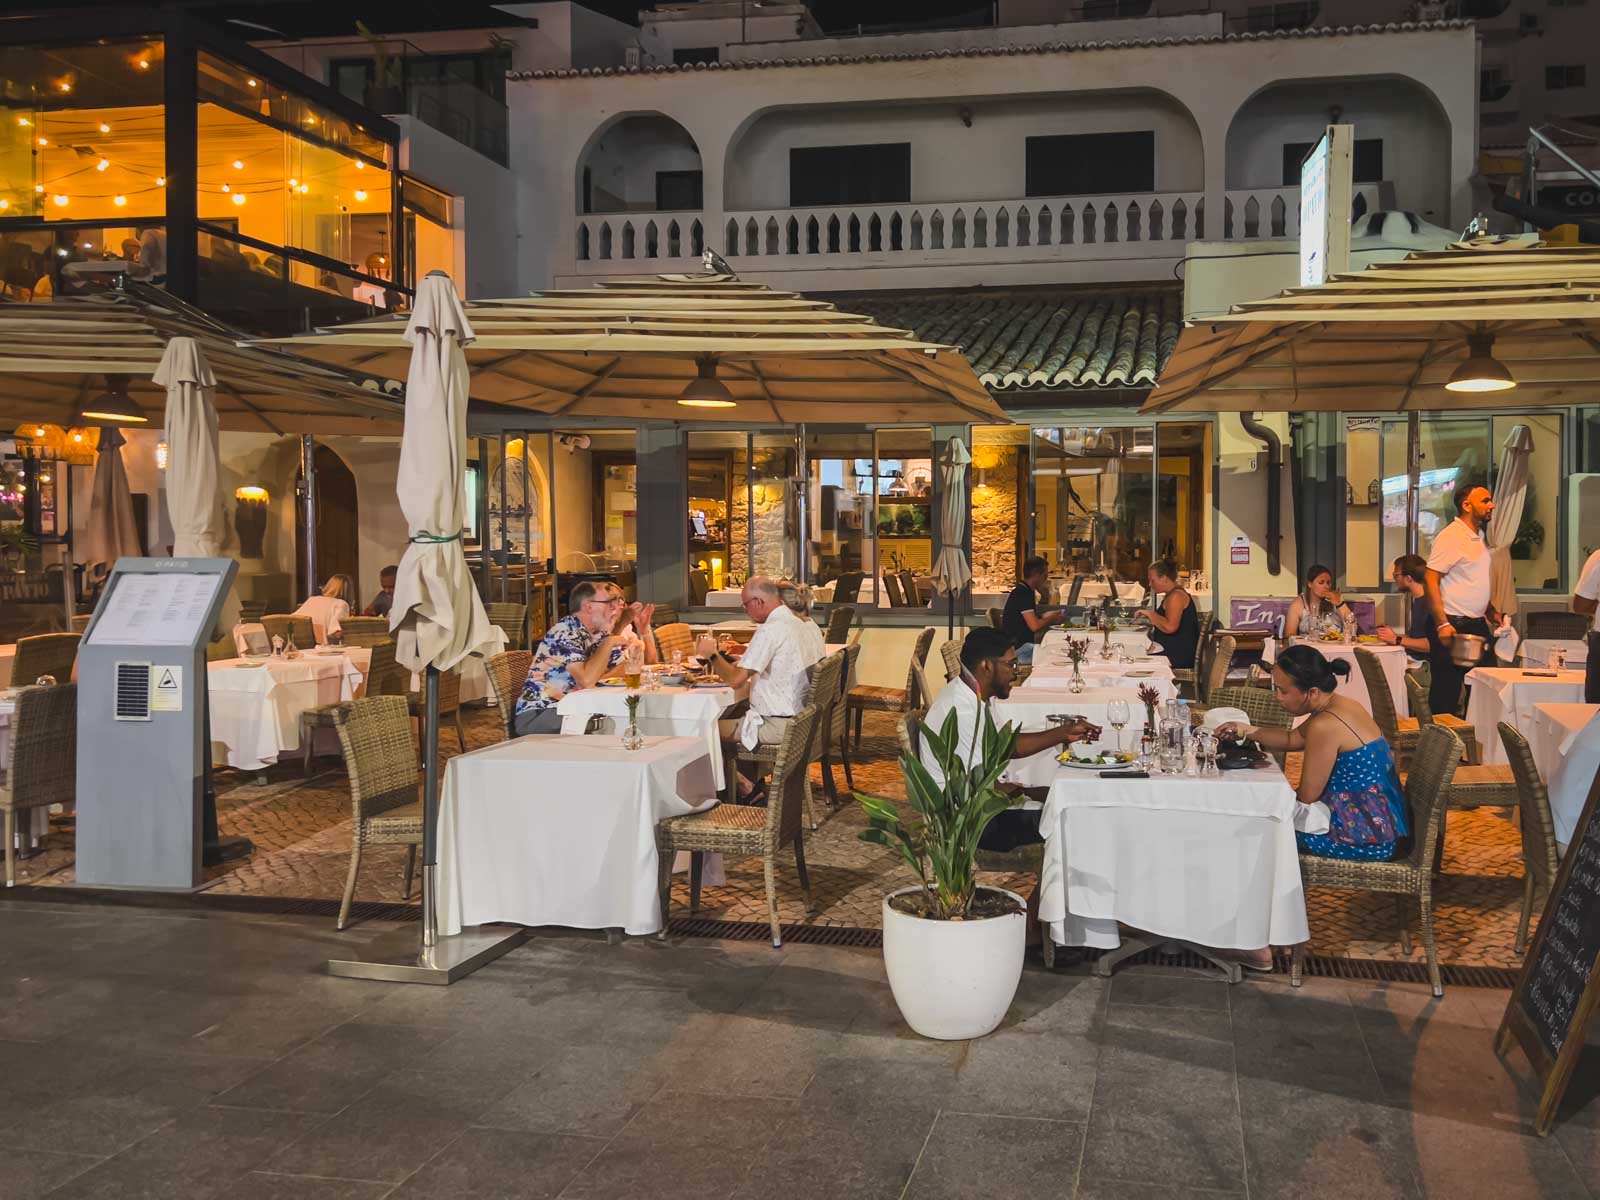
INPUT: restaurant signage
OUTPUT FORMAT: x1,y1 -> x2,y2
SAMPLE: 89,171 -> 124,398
1299,125 -> 1354,288
1230,535 -> 1250,566
1537,183 -> 1600,218
1497,764 -> 1600,1135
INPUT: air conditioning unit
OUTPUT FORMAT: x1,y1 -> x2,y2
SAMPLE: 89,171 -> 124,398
625,45 -> 642,68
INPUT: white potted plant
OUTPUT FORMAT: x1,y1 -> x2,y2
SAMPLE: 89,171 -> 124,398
857,708 -> 1026,1040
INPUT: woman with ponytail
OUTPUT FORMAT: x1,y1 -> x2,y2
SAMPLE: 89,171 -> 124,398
1218,645 -> 1408,863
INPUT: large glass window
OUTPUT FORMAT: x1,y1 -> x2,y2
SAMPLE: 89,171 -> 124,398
806,429 -> 874,604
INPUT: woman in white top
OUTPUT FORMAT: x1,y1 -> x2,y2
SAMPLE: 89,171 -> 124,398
1283,563 -> 1354,640
295,574 -> 355,644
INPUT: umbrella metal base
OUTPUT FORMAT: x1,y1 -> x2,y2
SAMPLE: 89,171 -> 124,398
326,924 -> 527,985
1093,934 -> 1244,984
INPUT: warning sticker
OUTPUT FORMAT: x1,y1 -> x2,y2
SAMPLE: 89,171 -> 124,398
150,665 -> 184,712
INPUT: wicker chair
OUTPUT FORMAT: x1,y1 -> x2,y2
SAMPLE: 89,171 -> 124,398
484,650 -> 534,739
10,633 -> 80,686
883,573 -> 906,607
1199,634 -> 1236,705
941,637 -> 964,683
364,641 -> 410,698
1497,722 -> 1565,954
1354,647 -> 1419,766
832,643 -> 861,791
1404,672 -> 1478,764
1292,724 -> 1462,997
2,684 -> 76,887
659,705 -> 818,947
688,568 -> 710,606
824,606 -> 855,645
847,626 -> 936,748
407,666 -> 466,753
484,602 -> 529,651
1199,684 -> 1292,767
69,614 -> 91,634
205,636 -> 237,663
1525,610 -> 1591,642
261,614 -> 316,650
239,600 -> 268,624
896,708 -> 1054,967
299,642 -> 398,775
899,571 -> 923,608
987,607 -> 1005,631
330,696 -> 424,929
732,653 -> 843,829
338,616 -> 390,646
653,622 -> 696,663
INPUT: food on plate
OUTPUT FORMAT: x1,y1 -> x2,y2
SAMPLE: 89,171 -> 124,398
1356,634 -> 1380,644
1058,748 -> 1135,767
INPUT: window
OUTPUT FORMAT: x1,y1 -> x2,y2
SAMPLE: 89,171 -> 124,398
1244,2 -> 1318,32
1547,64 -> 1588,89
1026,132 -> 1154,197
803,429 -> 931,607
1081,0 -> 1151,17
673,47 -> 720,65
1480,66 -> 1514,102
685,431 -> 799,596
654,170 -> 703,211
789,144 -> 910,207
1281,138 -> 1384,186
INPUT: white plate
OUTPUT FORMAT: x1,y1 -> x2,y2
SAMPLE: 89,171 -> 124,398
1058,755 -> 1134,770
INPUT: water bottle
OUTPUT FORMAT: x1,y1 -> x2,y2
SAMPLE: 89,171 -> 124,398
1158,701 -> 1187,774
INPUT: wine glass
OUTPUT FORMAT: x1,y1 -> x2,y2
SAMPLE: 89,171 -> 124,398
1106,699 -> 1130,754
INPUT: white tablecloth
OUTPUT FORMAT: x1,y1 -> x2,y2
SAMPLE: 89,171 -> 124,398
0,644 -> 13,688
812,579 -> 893,609
556,685 -> 736,789
207,654 -> 368,771
1038,765 -> 1308,951
704,589 -> 744,608
436,734 -> 718,937
1465,667 -> 1588,766
1041,628 -> 1156,658
1024,651 -> 1175,696
1520,638 -> 1589,669
1529,702 -> 1600,851
1263,638 -> 1409,720
992,686 -> 1154,788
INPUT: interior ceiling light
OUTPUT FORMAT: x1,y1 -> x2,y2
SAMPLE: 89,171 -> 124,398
112,194 -> 126,206
232,193 -> 246,205
99,122 -> 110,133
96,158 -> 109,171
353,189 -> 367,201
677,357 -> 736,408
1445,332 -> 1516,393
77,377 -> 147,424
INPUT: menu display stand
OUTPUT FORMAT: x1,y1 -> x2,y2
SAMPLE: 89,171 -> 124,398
1496,763 -> 1600,1135
75,557 -> 242,892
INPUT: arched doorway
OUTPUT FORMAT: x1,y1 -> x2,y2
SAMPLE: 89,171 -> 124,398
296,444 -> 360,602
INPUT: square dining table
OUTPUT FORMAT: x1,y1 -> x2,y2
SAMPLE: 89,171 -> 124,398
1465,667 -> 1588,766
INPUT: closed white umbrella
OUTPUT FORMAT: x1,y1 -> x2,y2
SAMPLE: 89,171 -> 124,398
154,337 -> 239,631
932,436 -> 973,639
1486,422 -> 1534,617
80,426 -> 142,571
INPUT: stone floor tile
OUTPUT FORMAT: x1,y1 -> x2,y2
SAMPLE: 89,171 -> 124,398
1110,973 -> 1231,1013
388,1128 -> 605,1199
1239,1077 -> 1423,1200
0,1148 -> 101,1199
904,1111 -> 1083,1200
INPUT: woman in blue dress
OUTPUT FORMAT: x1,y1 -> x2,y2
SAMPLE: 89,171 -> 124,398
1219,645 -> 1409,863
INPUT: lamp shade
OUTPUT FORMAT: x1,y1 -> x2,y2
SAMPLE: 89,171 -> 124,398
77,376 -> 149,424
1445,333 -> 1516,394
677,357 -> 736,408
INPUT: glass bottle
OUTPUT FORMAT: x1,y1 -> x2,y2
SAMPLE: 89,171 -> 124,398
1158,700 -> 1187,774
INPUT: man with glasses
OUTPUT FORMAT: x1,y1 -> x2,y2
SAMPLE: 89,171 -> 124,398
512,580 -> 654,736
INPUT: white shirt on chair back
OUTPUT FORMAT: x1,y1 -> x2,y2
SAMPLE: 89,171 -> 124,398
1427,517 -> 1492,618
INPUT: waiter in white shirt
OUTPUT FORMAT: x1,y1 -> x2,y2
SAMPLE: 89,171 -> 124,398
1424,483 -> 1498,717
1573,544 -> 1600,704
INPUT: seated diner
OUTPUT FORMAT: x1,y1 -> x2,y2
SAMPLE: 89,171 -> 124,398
1135,559 -> 1199,670
1376,554 -> 1432,660
1284,562 -> 1355,639
513,580 -> 656,736
778,579 -> 826,658
294,574 -> 354,644
1002,556 -> 1067,665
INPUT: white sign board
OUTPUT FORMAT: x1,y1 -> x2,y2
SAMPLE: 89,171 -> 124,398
1299,124 -> 1354,287
149,665 -> 184,712
87,572 -> 222,647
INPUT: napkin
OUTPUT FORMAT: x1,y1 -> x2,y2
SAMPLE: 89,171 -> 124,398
1493,618 -> 1519,664
1201,707 -> 1249,731
1294,801 -> 1331,835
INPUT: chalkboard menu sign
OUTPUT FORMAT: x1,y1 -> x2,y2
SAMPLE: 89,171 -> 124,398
1497,762 -> 1600,1136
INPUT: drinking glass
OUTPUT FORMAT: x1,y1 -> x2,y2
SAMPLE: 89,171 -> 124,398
1106,699 -> 1130,753
623,642 -> 643,689
1552,648 -> 1567,671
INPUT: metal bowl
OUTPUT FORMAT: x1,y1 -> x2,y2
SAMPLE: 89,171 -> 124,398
1450,632 -> 1488,668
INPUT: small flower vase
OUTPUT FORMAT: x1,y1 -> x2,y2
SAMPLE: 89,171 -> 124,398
1100,625 -> 1114,660
1143,703 -> 1158,737
1069,660 -> 1086,694
622,695 -> 644,751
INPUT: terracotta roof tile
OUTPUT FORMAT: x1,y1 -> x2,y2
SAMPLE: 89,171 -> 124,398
849,290 -> 1181,391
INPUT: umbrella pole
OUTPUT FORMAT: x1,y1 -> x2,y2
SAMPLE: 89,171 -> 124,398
421,664 -> 440,950
1405,412 -> 1421,555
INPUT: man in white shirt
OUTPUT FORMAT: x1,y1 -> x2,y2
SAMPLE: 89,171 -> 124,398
1573,545 -> 1600,704
1424,482 -> 1498,716
699,576 -> 823,797
920,627 -> 1099,850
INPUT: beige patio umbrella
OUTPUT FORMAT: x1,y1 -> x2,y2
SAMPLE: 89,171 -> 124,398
1486,423 -> 1534,616
932,436 -> 973,638
78,426 -> 142,572
1143,240 -> 1600,415
258,271 -> 1007,425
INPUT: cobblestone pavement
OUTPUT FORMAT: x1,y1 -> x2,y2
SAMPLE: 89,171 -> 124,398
12,705 -> 1543,968
1,901 -> 1595,1200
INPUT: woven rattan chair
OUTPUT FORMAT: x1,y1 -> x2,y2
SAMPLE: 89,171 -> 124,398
338,616 -> 390,646
883,573 -> 906,608
261,614 -> 315,650
899,571 -> 922,608
10,633 -> 80,686
1292,724 -> 1462,997
299,642 -> 398,776
688,568 -> 710,606
239,600 -> 268,624
1497,721 -> 1565,954
653,622 -> 696,663
1199,684 -> 1292,766
896,707 -> 1054,967
484,602 -> 529,651
484,650 -> 534,739
832,643 -> 861,790
407,666 -> 465,753
205,636 -> 237,663
987,607 -> 1005,630
1404,672 -> 1478,764
2,684 -> 76,887
659,705 -> 818,947
1199,634 -> 1236,705
941,637 -> 963,683
1354,647 -> 1419,766
847,626 -> 936,748
1525,610 -> 1591,642
824,606 -> 855,645
69,614 -> 90,634
330,696 -> 423,929
732,653 -> 843,829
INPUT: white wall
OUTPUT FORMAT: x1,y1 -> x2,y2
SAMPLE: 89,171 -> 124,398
725,92 -> 1204,212
1213,412 -> 1297,614
581,116 -> 702,213
395,115 -> 518,297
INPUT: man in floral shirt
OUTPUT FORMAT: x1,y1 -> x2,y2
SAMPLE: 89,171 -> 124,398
512,581 -> 655,736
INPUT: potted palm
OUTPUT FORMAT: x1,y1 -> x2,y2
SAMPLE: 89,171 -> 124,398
856,707 -> 1027,1040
